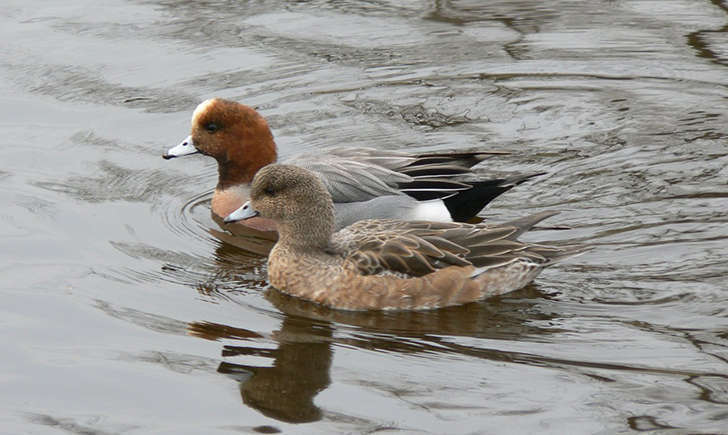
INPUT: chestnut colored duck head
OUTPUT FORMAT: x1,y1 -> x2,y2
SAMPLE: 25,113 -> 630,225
164,98 -> 277,188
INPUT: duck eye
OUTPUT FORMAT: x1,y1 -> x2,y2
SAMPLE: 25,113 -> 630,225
264,187 -> 276,196
205,123 -> 219,133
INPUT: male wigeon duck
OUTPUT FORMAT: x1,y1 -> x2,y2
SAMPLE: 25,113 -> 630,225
224,164 -> 588,311
163,98 -> 542,239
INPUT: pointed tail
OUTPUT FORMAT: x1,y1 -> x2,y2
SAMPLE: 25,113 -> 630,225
443,172 -> 545,222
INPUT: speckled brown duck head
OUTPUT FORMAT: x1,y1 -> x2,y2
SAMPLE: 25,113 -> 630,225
232,164 -> 335,250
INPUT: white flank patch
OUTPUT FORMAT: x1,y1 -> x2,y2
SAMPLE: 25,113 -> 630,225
411,200 -> 451,222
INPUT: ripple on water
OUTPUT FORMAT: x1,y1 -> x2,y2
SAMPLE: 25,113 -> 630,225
30,152 -> 268,293
34,160 -> 193,203
5,62 -> 197,112
109,188 -> 269,293
4,0 -> 728,432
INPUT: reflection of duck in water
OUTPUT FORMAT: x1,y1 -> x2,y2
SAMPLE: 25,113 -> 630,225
163,98 -> 542,253
187,283 -> 562,424
189,318 -> 332,424
225,164 -> 589,310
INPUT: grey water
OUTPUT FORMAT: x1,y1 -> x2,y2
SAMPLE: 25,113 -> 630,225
1,0 -> 727,433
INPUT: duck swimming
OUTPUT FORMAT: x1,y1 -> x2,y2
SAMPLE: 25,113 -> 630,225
164,98 -> 542,238
224,164 -> 588,311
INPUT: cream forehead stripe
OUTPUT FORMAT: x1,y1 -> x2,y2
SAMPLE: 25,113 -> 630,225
191,99 -> 216,125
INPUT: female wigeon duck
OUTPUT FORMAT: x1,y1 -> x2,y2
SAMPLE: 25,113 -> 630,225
164,98 -> 541,239
224,164 -> 588,311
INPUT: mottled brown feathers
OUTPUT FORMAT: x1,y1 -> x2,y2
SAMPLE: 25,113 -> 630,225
240,164 -> 588,311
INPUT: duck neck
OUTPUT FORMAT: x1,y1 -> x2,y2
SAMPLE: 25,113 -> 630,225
217,157 -> 271,189
217,127 -> 277,189
277,202 -> 335,252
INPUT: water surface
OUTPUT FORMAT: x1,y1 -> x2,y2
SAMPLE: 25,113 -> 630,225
1,0 -> 727,433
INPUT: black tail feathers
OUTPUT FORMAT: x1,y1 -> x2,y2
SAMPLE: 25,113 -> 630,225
444,172 -> 545,222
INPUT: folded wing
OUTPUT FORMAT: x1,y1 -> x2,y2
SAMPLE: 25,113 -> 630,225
335,212 -> 585,278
